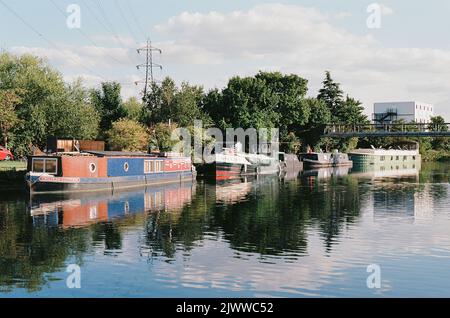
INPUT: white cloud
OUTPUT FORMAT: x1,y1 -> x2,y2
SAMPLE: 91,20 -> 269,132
333,11 -> 352,19
9,42 -> 141,97
6,4 -> 450,120
153,3 -> 450,120
381,4 -> 395,15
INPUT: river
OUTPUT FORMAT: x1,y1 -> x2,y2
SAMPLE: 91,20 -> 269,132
0,162 -> 449,297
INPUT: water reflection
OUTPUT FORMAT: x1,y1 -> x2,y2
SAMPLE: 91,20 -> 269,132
30,182 -> 195,228
0,162 -> 449,296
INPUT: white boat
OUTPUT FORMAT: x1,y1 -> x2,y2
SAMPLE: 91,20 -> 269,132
348,144 -> 421,166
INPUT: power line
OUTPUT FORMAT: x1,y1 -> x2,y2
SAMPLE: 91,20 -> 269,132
136,40 -> 162,96
80,0 -> 113,34
93,0 -> 134,51
124,0 -> 147,39
113,0 -> 140,45
48,0 -> 127,66
93,0 -> 117,34
89,0 -> 140,64
0,0 -> 106,80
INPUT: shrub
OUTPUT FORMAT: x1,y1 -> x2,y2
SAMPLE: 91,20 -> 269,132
107,119 -> 148,151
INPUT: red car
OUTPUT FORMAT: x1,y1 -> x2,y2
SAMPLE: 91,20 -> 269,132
0,146 -> 14,161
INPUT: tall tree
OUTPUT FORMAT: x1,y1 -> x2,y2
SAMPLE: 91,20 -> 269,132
213,75 -> 280,130
299,98 -> 332,151
338,96 -> 369,125
91,82 -> 127,135
172,82 -> 211,127
255,71 -> 310,133
317,71 -> 344,120
429,116 -> 449,150
0,53 -> 67,155
141,78 -> 176,126
123,97 -> 142,121
0,89 -> 22,148
47,80 -> 100,140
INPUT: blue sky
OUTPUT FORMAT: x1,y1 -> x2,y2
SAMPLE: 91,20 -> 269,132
1,0 -> 450,119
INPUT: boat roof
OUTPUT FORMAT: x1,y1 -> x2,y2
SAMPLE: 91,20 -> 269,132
83,151 -> 157,157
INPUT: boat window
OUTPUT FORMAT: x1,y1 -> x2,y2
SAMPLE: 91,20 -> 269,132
89,163 -> 97,173
32,159 -> 44,173
303,154 -> 319,161
32,158 -> 57,174
124,162 -> 129,172
380,156 -> 385,161
144,160 -> 164,173
45,158 -> 58,174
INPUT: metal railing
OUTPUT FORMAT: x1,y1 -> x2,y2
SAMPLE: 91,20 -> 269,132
324,123 -> 450,137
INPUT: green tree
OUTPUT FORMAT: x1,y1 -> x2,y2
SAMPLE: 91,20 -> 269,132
0,53 -> 66,156
0,89 -> 22,148
107,118 -> 149,151
141,78 -> 176,126
255,71 -> 310,136
299,98 -> 332,151
142,78 -> 211,128
148,122 -> 179,152
46,79 -> 100,140
429,116 -> 449,150
123,97 -> 142,121
338,96 -> 369,125
317,71 -> 344,119
91,82 -> 127,136
317,72 -> 369,152
210,75 -> 280,130
172,82 -> 211,127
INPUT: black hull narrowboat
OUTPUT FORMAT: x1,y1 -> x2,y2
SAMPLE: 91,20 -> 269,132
300,152 -> 353,169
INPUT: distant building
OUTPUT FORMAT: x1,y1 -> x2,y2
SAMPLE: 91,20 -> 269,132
373,101 -> 434,124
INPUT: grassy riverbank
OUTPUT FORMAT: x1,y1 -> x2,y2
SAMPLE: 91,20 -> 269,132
0,161 -> 27,191
0,161 -> 27,171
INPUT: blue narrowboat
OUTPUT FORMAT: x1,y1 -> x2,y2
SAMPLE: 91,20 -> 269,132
26,151 -> 196,193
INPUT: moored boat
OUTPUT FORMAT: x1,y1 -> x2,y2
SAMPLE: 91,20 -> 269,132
348,145 -> 421,166
197,144 -> 287,180
26,150 -> 196,193
300,152 -> 353,169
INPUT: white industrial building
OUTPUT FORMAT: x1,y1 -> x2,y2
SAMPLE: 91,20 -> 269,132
373,101 -> 434,124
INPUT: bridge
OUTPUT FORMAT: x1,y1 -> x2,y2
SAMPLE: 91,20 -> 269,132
323,123 -> 450,138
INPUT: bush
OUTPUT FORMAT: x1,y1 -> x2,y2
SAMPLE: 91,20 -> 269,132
421,149 -> 450,162
107,119 -> 148,151
148,123 -> 179,152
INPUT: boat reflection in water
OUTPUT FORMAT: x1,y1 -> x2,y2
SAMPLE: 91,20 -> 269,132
205,175 -> 281,205
29,181 -> 196,228
350,161 -> 421,180
301,166 -> 351,180
300,161 -> 421,182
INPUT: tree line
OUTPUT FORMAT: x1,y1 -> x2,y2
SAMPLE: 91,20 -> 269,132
1,52 -> 448,159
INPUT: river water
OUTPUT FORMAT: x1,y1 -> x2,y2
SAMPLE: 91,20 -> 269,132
0,162 -> 449,297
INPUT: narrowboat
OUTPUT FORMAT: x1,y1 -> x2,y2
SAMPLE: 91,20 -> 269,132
26,150 -> 196,193
348,147 -> 421,166
299,152 -> 353,169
